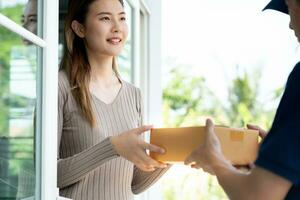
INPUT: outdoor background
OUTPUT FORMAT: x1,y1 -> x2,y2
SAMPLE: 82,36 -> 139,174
158,0 -> 300,199
1,0 -> 300,199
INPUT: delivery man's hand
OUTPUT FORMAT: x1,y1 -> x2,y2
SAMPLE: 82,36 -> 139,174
245,124 -> 268,170
184,119 -> 231,175
246,124 -> 267,141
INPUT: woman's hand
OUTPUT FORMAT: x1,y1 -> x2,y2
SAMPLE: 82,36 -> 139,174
184,119 -> 231,175
246,124 -> 268,140
111,125 -> 167,172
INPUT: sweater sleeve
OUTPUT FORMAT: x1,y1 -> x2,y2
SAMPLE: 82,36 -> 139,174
131,88 -> 171,194
57,72 -> 119,189
131,165 -> 171,194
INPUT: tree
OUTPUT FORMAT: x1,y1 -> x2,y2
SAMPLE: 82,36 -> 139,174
0,4 -> 35,198
162,63 -> 282,199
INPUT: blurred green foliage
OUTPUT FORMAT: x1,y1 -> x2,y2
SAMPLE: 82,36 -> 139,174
162,63 -> 283,199
0,4 -> 36,198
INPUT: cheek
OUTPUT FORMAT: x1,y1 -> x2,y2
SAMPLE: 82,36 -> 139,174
86,24 -> 107,42
29,23 -> 37,34
122,24 -> 129,41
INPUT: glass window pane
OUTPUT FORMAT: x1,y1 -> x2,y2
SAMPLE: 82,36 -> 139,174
0,0 -> 39,38
0,25 -> 40,199
118,1 -> 133,83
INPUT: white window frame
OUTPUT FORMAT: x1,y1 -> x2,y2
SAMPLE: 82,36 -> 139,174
139,0 -> 150,123
126,0 -> 140,87
0,0 -> 59,199
140,0 -> 163,199
127,0 -> 163,200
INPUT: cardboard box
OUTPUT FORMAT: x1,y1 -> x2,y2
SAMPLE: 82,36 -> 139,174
150,126 -> 259,165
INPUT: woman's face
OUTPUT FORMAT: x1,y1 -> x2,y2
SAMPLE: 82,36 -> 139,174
79,0 -> 128,57
22,0 -> 37,44
286,0 -> 300,41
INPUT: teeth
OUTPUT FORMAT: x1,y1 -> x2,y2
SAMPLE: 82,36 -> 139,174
108,39 -> 121,43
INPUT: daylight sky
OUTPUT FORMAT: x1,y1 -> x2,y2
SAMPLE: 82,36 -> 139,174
162,0 -> 300,107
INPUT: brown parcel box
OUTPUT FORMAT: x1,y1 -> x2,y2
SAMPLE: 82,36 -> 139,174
150,126 -> 259,165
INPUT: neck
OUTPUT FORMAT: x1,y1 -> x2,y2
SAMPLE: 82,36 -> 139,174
87,51 -> 117,85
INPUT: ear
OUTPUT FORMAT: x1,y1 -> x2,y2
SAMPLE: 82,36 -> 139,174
71,20 -> 85,38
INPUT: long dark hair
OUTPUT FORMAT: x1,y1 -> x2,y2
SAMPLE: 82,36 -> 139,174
60,0 -> 124,127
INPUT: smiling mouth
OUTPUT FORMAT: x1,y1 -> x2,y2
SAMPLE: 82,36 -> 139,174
106,38 -> 122,45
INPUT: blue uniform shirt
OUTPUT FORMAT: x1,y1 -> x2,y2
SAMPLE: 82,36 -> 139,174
255,62 -> 300,199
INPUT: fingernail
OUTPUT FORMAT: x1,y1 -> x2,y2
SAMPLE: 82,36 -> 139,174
160,149 -> 165,154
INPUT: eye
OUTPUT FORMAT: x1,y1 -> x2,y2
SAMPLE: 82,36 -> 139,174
100,16 -> 110,21
120,17 -> 126,21
29,18 -> 37,23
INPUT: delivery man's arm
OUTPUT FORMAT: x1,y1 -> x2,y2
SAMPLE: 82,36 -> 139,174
185,119 -> 292,200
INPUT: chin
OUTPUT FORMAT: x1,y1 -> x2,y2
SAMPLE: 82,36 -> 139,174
23,39 -> 33,45
106,50 -> 123,57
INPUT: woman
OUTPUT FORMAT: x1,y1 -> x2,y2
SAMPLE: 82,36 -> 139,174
21,0 -> 37,44
58,0 -> 169,199
185,0 -> 300,199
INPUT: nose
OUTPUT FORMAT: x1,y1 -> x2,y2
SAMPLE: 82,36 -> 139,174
112,19 -> 121,33
23,20 -> 28,30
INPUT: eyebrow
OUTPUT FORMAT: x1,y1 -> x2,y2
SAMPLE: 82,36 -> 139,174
21,14 -> 37,18
97,12 -> 126,16
28,14 -> 37,18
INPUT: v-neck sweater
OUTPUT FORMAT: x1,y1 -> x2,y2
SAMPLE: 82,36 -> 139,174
58,71 -> 169,200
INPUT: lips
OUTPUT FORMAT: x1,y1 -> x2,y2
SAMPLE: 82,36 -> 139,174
106,37 -> 122,45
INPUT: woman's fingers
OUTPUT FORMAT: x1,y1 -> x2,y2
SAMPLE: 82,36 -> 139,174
143,142 -> 165,154
138,149 -> 167,169
114,126 -> 168,171
141,153 -> 167,168
133,125 -> 153,135
136,163 -> 155,172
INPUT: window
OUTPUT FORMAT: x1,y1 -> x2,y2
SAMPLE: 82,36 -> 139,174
119,0 -> 134,83
0,32 -> 40,200
0,1 -> 41,199
0,0 -> 59,199
139,2 -> 150,120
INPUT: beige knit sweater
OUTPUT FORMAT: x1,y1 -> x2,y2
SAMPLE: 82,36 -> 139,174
57,71 -> 169,200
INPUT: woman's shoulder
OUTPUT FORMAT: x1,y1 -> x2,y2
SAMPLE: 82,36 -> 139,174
58,70 -> 69,84
58,70 -> 71,95
122,80 -> 141,96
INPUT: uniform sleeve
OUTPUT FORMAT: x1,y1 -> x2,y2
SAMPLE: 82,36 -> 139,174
131,88 -> 171,194
255,63 -> 300,185
57,72 -> 119,189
